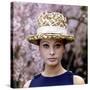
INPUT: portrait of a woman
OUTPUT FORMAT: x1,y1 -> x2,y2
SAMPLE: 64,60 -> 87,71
24,12 -> 85,87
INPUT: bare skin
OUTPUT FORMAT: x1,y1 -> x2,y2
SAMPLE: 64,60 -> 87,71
39,39 -> 66,77
23,39 -> 85,88
39,39 -> 85,84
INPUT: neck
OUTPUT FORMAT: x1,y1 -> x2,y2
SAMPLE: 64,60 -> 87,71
42,63 -> 66,77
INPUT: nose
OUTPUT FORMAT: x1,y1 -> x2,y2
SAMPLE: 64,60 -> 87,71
49,47 -> 55,56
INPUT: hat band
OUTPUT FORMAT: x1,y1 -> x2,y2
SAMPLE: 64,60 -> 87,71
37,26 -> 68,35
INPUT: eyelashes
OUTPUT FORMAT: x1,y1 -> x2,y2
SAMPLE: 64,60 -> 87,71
42,44 -> 62,49
42,44 -> 49,48
55,44 -> 61,48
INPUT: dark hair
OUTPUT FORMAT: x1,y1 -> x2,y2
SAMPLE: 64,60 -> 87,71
37,39 -> 41,45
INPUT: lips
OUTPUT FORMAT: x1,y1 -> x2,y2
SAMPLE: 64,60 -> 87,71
48,58 -> 57,62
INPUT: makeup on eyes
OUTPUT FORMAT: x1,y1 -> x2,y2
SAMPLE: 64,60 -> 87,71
41,43 -> 62,49
40,40 -> 63,49
42,44 -> 49,48
54,43 -> 62,48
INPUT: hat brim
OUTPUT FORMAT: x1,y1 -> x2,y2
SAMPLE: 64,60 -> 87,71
27,33 -> 75,45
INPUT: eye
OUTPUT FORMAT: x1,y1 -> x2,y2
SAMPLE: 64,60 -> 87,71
42,44 -> 49,48
55,44 -> 61,48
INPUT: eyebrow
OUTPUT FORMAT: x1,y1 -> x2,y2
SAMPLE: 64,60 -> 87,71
55,40 -> 62,43
40,40 -> 49,44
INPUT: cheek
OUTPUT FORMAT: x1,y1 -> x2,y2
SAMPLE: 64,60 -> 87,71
56,48 -> 65,57
39,47 -> 47,59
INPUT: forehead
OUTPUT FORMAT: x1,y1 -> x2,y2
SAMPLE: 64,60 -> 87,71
40,39 -> 64,43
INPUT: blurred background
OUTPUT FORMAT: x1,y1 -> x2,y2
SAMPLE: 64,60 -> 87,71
11,2 -> 88,88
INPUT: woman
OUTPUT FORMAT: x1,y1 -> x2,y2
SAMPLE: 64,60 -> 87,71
24,12 -> 85,87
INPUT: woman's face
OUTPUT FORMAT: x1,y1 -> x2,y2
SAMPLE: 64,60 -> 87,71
39,39 -> 65,66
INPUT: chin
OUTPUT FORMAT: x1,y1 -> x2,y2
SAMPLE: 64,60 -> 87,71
47,62 -> 59,67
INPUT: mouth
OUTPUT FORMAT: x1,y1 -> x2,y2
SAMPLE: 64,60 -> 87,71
48,58 -> 57,62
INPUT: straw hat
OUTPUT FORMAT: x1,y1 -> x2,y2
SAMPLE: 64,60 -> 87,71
27,12 -> 75,45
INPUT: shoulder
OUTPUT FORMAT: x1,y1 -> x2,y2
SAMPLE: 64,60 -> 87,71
73,75 -> 85,85
23,80 -> 32,88
23,74 -> 41,88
